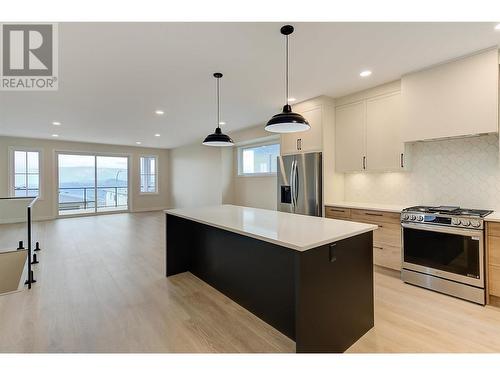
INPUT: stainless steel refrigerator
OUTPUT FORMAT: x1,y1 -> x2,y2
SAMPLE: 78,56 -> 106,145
277,152 -> 322,217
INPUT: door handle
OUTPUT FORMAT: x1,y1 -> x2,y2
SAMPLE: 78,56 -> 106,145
362,156 -> 366,170
294,161 -> 299,203
400,153 -> 404,168
329,243 -> 337,263
289,160 -> 295,208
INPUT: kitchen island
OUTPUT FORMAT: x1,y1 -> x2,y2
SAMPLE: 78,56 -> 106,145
165,205 -> 377,353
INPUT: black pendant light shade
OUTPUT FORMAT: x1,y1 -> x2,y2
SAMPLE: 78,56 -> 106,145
265,25 -> 310,133
203,72 -> 234,147
202,126 -> 234,146
265,104 -> 310,133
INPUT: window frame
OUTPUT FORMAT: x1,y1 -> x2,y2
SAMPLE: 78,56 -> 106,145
237,139 -> 280,177
139,154 -> 159,195
8,147 -> 43,199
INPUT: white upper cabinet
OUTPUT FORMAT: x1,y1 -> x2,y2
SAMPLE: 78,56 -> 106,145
335,87 -> 407,172
280,98 -> 330,155
401,48 -> 499,142
335,101 -> 365,171
299,107 -> 323,153
366,92 -> 405,171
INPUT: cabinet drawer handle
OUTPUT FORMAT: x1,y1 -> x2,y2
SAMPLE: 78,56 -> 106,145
362,156 -> 366,170
296,138 -> 302,151
365,212 -> 383,217
329,209 -> 345,213
329,243 -> 337,263
400,153 -> 404,168
374,246 -> 384,250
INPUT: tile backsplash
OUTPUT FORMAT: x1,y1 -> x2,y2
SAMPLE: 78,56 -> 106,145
344,134 -> 500,210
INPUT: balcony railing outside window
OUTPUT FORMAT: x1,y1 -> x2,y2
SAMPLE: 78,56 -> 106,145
58,186 -> 128,212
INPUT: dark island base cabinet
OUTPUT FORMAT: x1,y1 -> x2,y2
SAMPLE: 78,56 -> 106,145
166,214 -> 374,353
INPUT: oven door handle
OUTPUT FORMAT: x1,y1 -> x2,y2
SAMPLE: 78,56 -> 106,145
401,222 -> 482,237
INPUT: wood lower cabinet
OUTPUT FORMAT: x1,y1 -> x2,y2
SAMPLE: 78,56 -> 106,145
486,222 -> 500,300
324,206 -> 351,219
325,206 -> 402,271
350,209 -> 401,225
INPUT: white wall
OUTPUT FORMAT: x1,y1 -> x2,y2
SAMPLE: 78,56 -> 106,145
344,134 -> 500,210
233,175 -> 276,210
230,125 -> 278,210
168,142 -> 224,208
0,136 -> 170,220
168,124 -> 279,210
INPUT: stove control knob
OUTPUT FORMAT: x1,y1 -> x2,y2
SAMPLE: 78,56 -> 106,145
410,215 -> 416,220
461,219 -> 470,227
451,218 -> 461,226
402,214 -> 409,220
470,220 -> 481,228
417,216 -> 423,221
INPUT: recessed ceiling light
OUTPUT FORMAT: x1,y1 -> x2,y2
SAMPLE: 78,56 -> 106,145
219,121 -> 226,125
360,70 -> 372,77
136,141 -> 142,145
154,133 -> 161,137
495,23 -> 500,30
52,134 -> 59,137
52,121 -> 61,126
287,97 -> 296,102
155,110 -> 164,115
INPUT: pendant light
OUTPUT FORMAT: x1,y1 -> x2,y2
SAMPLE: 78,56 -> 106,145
203,73 -> 234,147
265,25 -> 310,133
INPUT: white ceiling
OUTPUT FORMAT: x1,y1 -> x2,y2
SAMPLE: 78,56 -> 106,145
1,22 -> 500,149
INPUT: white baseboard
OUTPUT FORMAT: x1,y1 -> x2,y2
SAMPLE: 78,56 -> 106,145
0,215 -> 55,224
130,206 -> 170,213
0,210 -> 168,224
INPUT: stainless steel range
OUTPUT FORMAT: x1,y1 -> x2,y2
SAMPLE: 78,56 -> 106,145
401,206 -> 492,305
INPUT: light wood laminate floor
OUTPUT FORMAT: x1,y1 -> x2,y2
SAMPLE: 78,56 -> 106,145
1,211 -> 500,353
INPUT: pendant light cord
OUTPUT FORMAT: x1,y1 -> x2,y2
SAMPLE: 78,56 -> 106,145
285,33 -> 289,104
216,76 -> 220,129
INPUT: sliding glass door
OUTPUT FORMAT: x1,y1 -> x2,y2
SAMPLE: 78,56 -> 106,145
96,156 -> 128,213
58,153 -> 128,216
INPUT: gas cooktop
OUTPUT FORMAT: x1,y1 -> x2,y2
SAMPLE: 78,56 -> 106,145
401,205 -> 492,229
403,206 -> 492,218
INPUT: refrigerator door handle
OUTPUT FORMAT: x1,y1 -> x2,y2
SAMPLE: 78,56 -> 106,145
294,160 -> 299,204
290,159 -> 296,209
293,159 -> 298,209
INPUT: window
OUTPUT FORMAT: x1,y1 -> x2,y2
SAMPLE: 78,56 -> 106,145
11,150 -> 41,197
238,142 -> 280,176
140,156 -> 158,193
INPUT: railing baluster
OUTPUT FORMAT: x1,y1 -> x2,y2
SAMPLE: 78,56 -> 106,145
57,186 -> 128,211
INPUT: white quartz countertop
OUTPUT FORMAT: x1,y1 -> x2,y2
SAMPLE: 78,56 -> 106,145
165,205 -> 377,252
325,201 -> 412,213
485,212 -> 500,222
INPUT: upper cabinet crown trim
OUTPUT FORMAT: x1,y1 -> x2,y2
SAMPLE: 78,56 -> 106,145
335,80 -> 401,107
403,46 -> 499,77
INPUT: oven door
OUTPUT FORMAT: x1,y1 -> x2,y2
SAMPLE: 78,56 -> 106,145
402,222 -> 484,288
